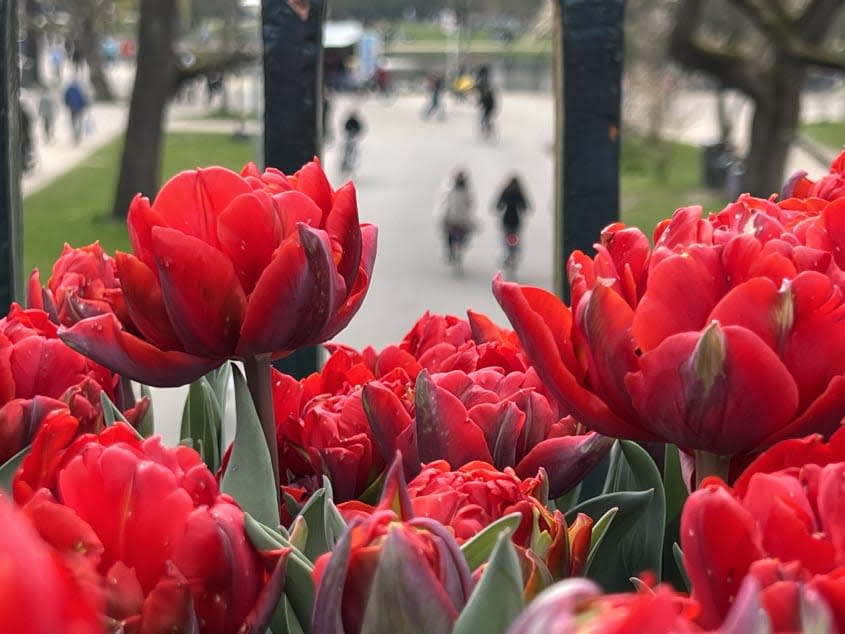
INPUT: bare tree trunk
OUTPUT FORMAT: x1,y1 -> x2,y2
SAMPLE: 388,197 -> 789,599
21,0 -> 41,87
743,65 -> 804,197
111,0 -> 177,219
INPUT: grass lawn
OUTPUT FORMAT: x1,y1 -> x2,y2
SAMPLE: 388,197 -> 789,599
801,120 -> 845,149
23,132 -> 258,282
621,134 -> 727,233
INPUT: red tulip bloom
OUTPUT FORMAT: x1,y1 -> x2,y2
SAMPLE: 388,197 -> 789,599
311,460 -> 473,634
0,495 -> 102,634
784,149 -> 845,201
15,416 -> 266,633
59,160 -> 377,387
0,304 -> 146,463
681,428 -> 845,630
28,241 -> 129,327
494,201 -> 845,466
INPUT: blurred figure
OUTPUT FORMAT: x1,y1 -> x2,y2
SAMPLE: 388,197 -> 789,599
37,89 -> 56,144
479,85 -> 497,139
493,175 -> 531,272
423,72 -> 445,120
63,79 -> 88,144
49,43 -> 65,80
19,101 -> 34,172
437,169 -> 478,272
341,110 -> 365,174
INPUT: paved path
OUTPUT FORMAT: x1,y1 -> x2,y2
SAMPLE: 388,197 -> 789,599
20,67 -> 844,443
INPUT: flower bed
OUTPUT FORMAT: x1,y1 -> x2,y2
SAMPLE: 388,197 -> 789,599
3,153 -> 845,632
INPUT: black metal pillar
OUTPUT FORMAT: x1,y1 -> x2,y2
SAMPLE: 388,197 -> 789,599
0,0 -> 21,313
555,0 -> 625,301
262,0 -> 326,378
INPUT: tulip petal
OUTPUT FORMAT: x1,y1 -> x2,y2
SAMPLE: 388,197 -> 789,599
493,276 -> 652,441
292,160 -> 334,215
325,182 -> 362,289
60,314 -> 219,387
626,325 -> 799,454
322,224 -> 378,339
516,433 -> 613,499
274,189 -> 325,237
362,382 -> 420,479
217,191 -> 282,295
151,227 -> 247,357
115,252 -> 183,351
681,484 -> 766,629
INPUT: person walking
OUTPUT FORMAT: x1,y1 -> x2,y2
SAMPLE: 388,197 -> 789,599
436,169 -> 478,272
479,85 -> 497,139
63,79 -> 88,145
37,89 -> 57,144
340,110 -> 365,174
493,175 -> 531,270
423,73 -> 445,120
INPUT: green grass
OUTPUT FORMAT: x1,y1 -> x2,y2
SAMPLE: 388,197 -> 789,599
23,132 -> 258,281
801,120 -> 845,150
621,134 -> 727,234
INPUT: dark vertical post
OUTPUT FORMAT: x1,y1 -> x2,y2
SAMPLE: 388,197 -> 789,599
262,0 -> 326,377
554,0 -> 625,301
0,0 -> 22,313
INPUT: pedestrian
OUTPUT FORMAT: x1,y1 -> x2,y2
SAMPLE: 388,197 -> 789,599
436,168 -> 478,270
493,175 -> 531,269
340,110 -> 365,174
479,86 -> 497,139
37,89 -> 57,144
49,43 -> 65,81
63,79 -> 88,145
423,72 -> 445,120
19,101 -> 34,172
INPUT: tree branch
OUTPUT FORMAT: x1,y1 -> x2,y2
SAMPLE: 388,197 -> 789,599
796,0 -> 845,41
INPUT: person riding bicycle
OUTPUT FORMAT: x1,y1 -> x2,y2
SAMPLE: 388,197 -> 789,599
341,111 -> 364,174
494,175 -> 530,268
437,169 -> 478,269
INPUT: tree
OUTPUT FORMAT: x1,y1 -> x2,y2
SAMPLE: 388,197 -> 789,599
111,0 -> 178,219
669,0 -> 845,197
61,0 -> 115,101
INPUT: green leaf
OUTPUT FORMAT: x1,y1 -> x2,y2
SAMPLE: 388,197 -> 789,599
293,477 -> 347,562
244,515 -> 314,634
453,532 -> 524,634
663,444 -> 687,523
564,489 -> 654,587
221,366 -> 280,529
584,507 -> 617,572
0,445 -> 30,494
179,376 -> 224,471
137,384 -> 155,438
461,512 -> 522,571
553,482 -> 582,513
589,440 -> 666,591
673,542 -> 690,592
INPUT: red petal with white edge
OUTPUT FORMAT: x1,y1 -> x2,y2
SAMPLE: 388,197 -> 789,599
626,326 -> 799,454
217,190 -> 282,295
59,313 -> 219,387
292,159 -> 334,215
632,246 -> 725,353
237,235 -> 309,357
151,227 -> 247,358
493,276 -> 651,441
325,182 -> 362,289
149,166 -> 252,249
681,483 -> 766,629
115,252 -> 183,351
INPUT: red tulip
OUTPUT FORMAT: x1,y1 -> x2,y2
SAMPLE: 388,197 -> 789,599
494,200 -> 845,468
0,495 -> 102,633
0,304 -> 146,463
59,160 -> 377,387
28,241 -> 129,327
785,149 -> 845,200
311,461 -> 473,634
680,426 -> 845,631
14,416 -> 266,633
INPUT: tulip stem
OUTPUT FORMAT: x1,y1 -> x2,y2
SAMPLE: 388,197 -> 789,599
244,355 -> 280,506
694,450 -> 731,488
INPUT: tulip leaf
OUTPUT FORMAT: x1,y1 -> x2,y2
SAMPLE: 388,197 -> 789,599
288,516 -> 309,553
137,384 -> 155,438
0,444 -> 29,493
589,440 -> 666,591
584,507 -> 617,572
295,478 -> 347,561
663,444 -> 687,523
244,514 -> 314,634
221,366 -> 280,529
672,542 -> 690,592
453,531 -> 524,634
461,512 -> 523,571
553,482 -> 582,513
179,375 -> 224,472
564,489 -> 654,587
